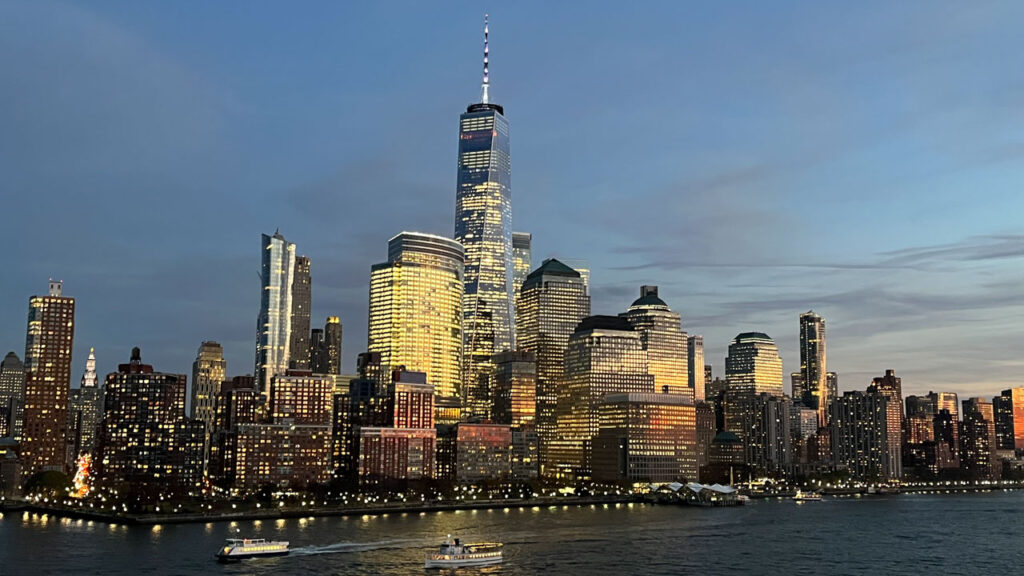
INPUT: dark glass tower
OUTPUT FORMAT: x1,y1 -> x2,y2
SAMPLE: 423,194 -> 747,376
456,15 -> 513,419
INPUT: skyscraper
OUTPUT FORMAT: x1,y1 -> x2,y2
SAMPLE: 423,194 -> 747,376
191,341 -> 226,448
932,391 -> 960,468
725,332 -> 783,398
456,16 -> 514,418
289,256 -> 312,370
830,390 -> 897,481
68,348 -> 103,458
22,280 -> 75,475
996,388 -> 1024,451
555,315 -> 655,479
256,231 -> 296,395
324,316 -> 343,375
799,311 -> 827,426
620,286 -> 689,398
960,397 -> 998,481
868,370 -> 903,479
368,232 -> 464,403
512,232 -> 532,296
559,259 -> 591,295
688,335 -> 705,402
514,259 -> 590,476
0,352 -> 24,439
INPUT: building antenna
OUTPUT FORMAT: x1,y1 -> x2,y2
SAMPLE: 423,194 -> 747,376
481,14 -> 490,104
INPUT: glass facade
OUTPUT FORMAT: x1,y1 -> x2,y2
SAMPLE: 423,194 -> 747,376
688,335 -> 705,402
555,316 -> 655,480
725,332 -> 783,398
0,352 -> 25,440
799,311 -> 827,426
620,286 -> 689,398
592,392 -> 698,483
456,102 -> 513,419
514,259 -> 590,477
368,232 -> 464,403
512,232 -> 532,296
256,232 -> 296,395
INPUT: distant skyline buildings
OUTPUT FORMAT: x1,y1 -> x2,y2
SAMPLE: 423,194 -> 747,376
68,347 -> 102,459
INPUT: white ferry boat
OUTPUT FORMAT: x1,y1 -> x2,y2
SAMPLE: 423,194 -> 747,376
793,490 -> 822,502
425,535 -> 503,569
215,538 -> 290,562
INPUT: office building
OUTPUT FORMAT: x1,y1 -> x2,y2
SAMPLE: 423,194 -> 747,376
996,388 -> 1024,451
688,335 -> 705,402
512,232 -> 532,295
358,370 -> 437,485
492,351 -> 538,480
725,332 -> 783,398
554,316 -> 655,479
456,16 -> 514,419
515,259 -> 590,476
592,392 -> 698,483
368,232 -> 464,403
620,286 -> 688,397
22,280 -> 75,475
799,311 -> 827,426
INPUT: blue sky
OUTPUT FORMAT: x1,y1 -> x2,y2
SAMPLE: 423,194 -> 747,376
3,1 -> 1024,399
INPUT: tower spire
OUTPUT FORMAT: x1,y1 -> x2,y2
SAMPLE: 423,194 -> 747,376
481,14 -> 490,104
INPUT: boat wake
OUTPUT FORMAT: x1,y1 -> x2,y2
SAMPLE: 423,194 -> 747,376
290,538 -> 421,556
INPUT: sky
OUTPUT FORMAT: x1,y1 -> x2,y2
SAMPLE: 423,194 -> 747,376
3,1 -> 1024,401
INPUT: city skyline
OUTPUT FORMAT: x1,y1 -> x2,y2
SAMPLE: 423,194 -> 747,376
5,3 -> 1024,400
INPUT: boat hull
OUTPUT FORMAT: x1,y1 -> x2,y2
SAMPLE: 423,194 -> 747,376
216,550 -> 290,563
425,555 -> 503,569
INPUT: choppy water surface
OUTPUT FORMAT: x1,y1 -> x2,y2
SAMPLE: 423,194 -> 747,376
2,491 -> 1022,575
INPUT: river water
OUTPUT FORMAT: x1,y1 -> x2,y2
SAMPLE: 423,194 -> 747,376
2,491 -> 1021,575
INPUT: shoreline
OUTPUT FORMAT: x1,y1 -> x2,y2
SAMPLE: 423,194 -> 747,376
0,494 -> 638,526
4,482 -> 1021,526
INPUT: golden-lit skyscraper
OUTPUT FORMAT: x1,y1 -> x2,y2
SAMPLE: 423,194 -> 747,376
554,316 -> 655,479
620,286 -> 689,398
456,17 -> 513,420
368,232 -> 464,403
725,332 -> 783,398
799,311 -> 827,426
515,259 -> 590,476
22,280 -> 75,475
